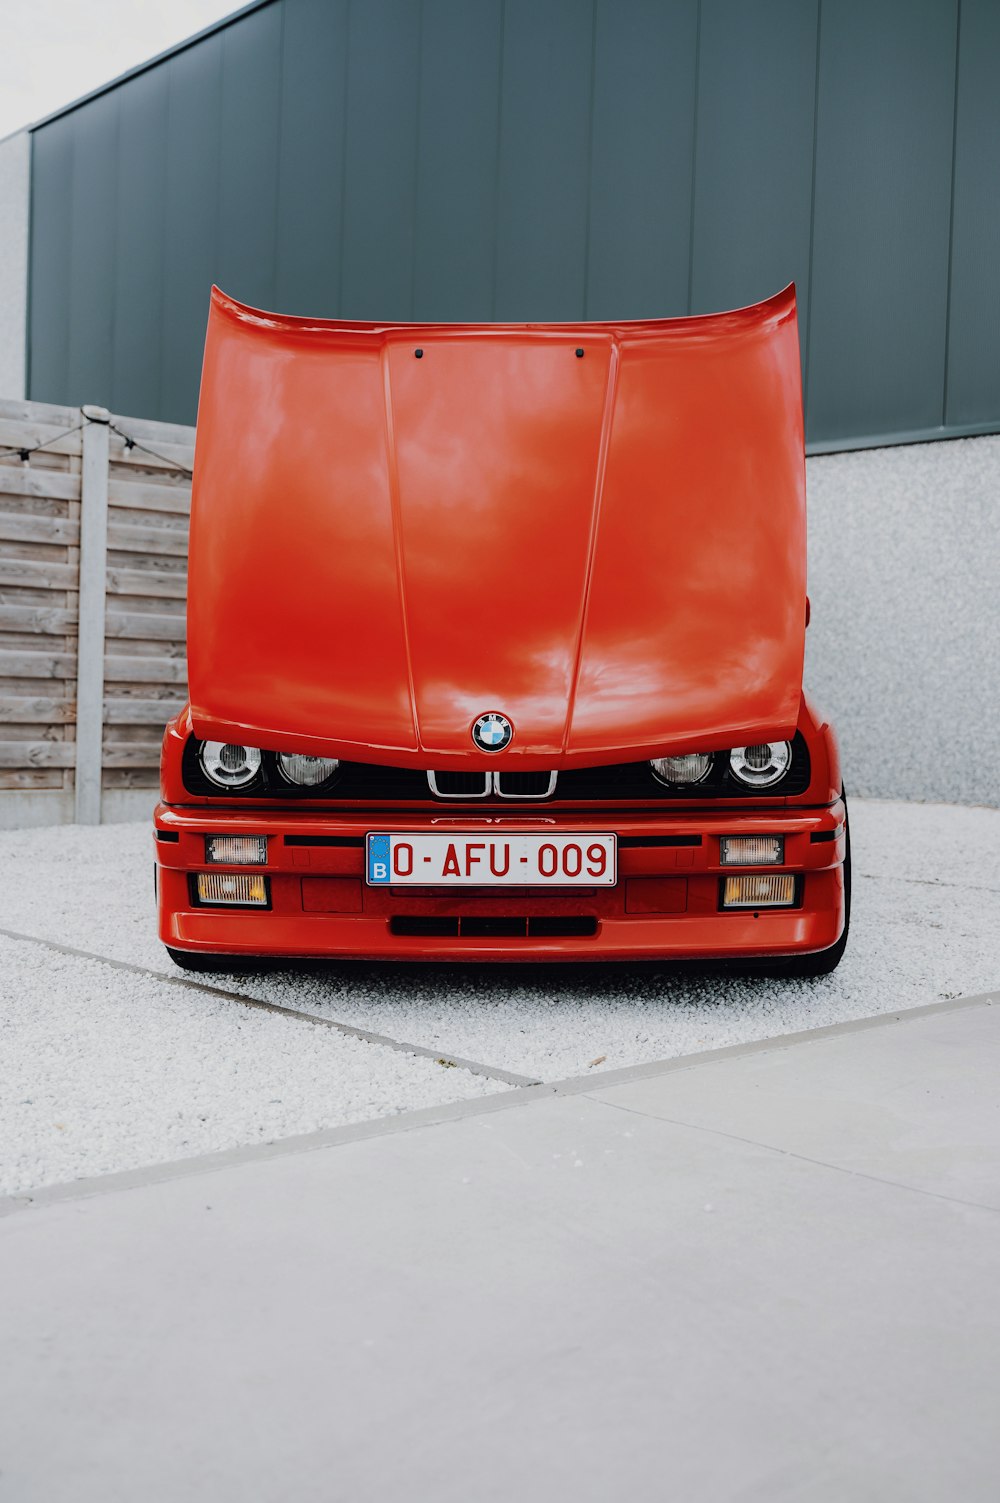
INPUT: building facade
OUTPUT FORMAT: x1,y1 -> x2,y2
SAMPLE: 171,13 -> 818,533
2,0 -> 998,449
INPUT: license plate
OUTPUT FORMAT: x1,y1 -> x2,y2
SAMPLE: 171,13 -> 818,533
366,832 -> 616,886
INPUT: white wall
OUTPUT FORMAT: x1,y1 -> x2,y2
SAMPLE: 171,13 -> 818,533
805,434 -> 999,806
0,130 -> 29,399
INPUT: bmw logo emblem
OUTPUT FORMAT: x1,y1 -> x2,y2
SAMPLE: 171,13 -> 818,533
471,712 -> 513,752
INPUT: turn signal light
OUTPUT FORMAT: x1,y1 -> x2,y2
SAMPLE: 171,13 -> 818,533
720,835 -> 783,866
195,873 -> 269,907
721,874 -> 796,909
205,835 -> 268,865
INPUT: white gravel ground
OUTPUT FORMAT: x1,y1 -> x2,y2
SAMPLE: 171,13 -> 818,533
1,801 -> 997,1168
0,934 -> 500,1197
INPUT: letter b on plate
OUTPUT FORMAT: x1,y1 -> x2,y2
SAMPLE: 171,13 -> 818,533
367,834 -> 391,884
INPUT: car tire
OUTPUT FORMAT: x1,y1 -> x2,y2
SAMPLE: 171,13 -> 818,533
757,792 -> 852,979
165,946 -> 269,974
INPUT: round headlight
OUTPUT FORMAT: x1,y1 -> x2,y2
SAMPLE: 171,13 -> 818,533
650,753 -> 713,786
729,742 -> 792,788
199,741 -> 262,789
276,753 -> 340,787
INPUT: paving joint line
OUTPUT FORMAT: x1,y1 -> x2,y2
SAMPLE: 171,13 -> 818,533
582,1094 -> 1000,1218
536,987 -> 999,1096
0,924 -> 537,1090
2,986 -> 996,1218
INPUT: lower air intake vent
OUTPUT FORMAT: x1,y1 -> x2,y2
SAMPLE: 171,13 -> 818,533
459,917 -> 527,937
390,915 -> 598,939
390,916 -> 460,936
527,916 -> 597,937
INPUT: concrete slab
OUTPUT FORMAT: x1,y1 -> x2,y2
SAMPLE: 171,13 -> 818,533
2,998 -> 999,1503
589,999 -> 1000,1209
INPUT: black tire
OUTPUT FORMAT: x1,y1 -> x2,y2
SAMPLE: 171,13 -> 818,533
166,946 -> 270,974
756,793 -> 852,978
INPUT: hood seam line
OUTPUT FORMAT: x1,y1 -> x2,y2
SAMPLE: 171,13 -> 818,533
380,344 -> 422,754
562,339 -> 621,754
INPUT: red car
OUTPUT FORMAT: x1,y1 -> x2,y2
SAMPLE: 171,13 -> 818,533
155,284 -> 849,975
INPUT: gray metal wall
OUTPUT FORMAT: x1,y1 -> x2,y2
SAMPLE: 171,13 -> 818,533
26,0 -> 1000,445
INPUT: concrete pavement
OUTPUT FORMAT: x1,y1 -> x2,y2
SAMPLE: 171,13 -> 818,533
2,992 -> 998,1502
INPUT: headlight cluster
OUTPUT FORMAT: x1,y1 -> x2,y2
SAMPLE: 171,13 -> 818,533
197,741 -> 339,791
276,753 -> 340,786
650,753 -> 712,786
648,741 -> 793,790
728,742 -> 792,788
199,741 -> 261,788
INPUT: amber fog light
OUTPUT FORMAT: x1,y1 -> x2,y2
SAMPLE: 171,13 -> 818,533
205,835 -> 267,865
195,873 -> 269,907
720,835 -> 783,866
722,874 -> 796,909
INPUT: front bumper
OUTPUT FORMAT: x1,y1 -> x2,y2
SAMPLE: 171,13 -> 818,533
155,801 -> 847,962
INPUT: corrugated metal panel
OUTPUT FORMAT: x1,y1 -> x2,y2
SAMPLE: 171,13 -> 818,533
493,0 -> 595,320
274,0 -> 350,316
339,0 -> 423,320
25,0 -> 999,447
26,122 -> 73,403
690,0 -> 818,330
413,0 -> 504,321
945,0 -> 1000,428
807,0 -> 958,441
586,0 -> 697,320
216,2 -> 283,312
111,67 -> 169,418
66,94 -> 119,407
158,34 -> 224,426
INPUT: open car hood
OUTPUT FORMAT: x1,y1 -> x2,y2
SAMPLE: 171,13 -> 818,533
188,286 -> 806,769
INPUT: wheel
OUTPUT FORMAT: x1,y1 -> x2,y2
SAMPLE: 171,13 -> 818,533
166,946 -> 270,974
758,794 -> 852,978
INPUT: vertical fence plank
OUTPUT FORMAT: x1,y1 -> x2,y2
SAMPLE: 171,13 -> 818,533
74,406 -> 110,823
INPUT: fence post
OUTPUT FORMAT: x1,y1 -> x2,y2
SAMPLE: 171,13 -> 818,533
75,405 -> 110,824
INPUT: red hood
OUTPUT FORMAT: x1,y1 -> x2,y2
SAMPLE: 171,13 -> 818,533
187,286 -> 806,769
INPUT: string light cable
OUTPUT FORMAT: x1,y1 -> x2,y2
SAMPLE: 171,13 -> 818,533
107,421 -> 193,478
0,411 -> 192,478
0,419 -> 85,463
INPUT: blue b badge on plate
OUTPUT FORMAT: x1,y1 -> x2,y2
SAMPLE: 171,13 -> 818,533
367,833 -> 390,884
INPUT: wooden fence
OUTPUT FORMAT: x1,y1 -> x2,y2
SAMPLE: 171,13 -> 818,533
0,396 -> 194,827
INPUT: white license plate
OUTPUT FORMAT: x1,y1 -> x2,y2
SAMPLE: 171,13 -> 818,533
366,832 -> 616,886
